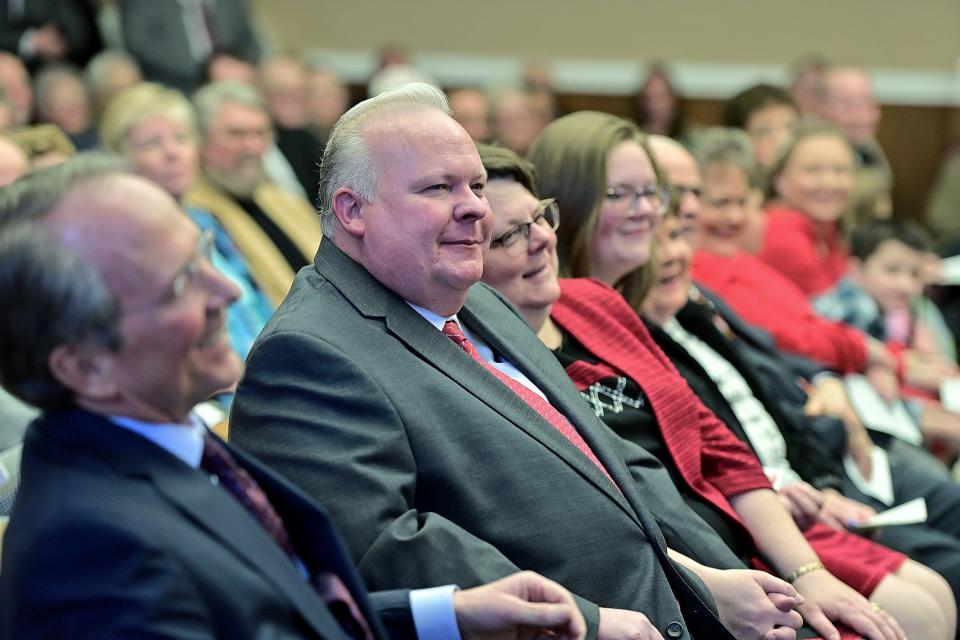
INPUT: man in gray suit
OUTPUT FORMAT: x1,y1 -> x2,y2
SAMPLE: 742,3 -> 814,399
231,84 -> 806,640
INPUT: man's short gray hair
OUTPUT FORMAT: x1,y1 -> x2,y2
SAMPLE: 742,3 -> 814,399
193,80 -> 267,139
689,126 -> 761,189
317,82 -> 450,237
0,154 -> 132,410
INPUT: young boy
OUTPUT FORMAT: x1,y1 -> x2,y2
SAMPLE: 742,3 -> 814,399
814,219 -> 953,357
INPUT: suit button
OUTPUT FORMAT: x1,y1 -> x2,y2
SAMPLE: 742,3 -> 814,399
665,621 -> 684,638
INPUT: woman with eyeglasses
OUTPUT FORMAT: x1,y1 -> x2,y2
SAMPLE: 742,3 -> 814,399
100,82 -> 274,361
478,119 -> 950,640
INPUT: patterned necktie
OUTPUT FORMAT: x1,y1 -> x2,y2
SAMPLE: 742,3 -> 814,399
200,434 -> 374,640
442,320 -> 617,486
201,433 -> 296,556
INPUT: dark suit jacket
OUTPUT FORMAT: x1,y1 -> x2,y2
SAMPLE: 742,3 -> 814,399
0,0 -> 101,67
0,407 -> 411,640
695,285 -> 848,460
120,0 -> 260,93
644,300 -> 844,491
231,241 -> 741,640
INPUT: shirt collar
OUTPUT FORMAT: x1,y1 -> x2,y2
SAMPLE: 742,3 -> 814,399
109,414 -> 206,469
406,300 -> 460,331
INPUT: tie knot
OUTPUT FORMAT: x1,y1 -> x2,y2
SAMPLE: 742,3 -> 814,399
442,320 -> 467,346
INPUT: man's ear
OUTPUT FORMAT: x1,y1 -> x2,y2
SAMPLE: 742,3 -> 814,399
331,187 -> 366,239
47,343 -> 118,402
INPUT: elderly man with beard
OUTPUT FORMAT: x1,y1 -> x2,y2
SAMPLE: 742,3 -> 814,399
185,80 -> 321,278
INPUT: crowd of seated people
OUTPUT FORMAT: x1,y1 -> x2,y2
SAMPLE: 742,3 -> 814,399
3,15 -> 960,640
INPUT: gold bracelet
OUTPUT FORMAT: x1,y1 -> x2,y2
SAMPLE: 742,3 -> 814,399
785,561 -> 825,584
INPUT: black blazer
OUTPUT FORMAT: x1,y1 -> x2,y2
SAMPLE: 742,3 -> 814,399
644,298 -> 843,491
0,407 -> 411,640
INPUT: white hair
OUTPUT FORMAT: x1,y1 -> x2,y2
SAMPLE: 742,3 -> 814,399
317,82 -> 450,237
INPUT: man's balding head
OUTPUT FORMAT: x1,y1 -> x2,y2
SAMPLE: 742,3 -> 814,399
820,66 -> 880,145
648,135 -> 702,232
0,155 -> 240,421
321,83 -> 490,316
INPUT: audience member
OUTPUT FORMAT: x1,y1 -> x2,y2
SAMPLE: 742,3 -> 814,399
84,49 -> 143,119
492,87 -> 542,156
305,64 -> 349,145
633,63 -> 685,139
0,52 -> 32,127
449,86 -> 492,143
723,84 -> 800,169
819,65 -> 893,223
760,122 -> 855,296
815,220 -> 959,396
206,48 -> 258,85
789,55 -> 828,119
231,82 -> 789,640
655,209 -> 960,624
493,134 -> 950,639
186,80 -> 321,301
685,127 -> 960,479
648,135 -> 704,242
683,126 -> 889,375
926,145 -> 960,243
0,154 -> 588,640
0,0 -> 101,68
100,82 -> 274,359
120,0 -> 261,93
33,63 -> 98,150
259,53 -> 325,199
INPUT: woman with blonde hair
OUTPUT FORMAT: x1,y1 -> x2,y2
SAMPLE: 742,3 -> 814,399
100,82 -> 273,359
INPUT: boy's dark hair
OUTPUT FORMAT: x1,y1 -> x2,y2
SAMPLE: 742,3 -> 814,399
723,83 -> 797,130
849,217 -> 931,261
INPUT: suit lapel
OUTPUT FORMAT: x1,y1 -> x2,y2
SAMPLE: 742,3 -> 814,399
314,243 -> 635,520
232,444 -> 390,640
34,409 -> 351,640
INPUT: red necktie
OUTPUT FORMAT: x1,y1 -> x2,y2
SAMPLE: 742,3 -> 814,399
443,320 -> 617,486
201,434 -> 373,640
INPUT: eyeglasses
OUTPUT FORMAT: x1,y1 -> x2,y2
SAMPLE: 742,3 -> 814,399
604,184 -> 670,216
703,196 -> 750,211
123,228 -> 216,316
490,198 -> 560,256
170,228 -> 216,301
667,183 -> 703,200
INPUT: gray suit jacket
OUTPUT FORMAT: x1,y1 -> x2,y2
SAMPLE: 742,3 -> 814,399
231,241 -> 740,640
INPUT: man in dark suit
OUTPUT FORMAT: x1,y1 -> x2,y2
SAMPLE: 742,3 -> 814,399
0,155 -> 588,640
230,83 -> 806,640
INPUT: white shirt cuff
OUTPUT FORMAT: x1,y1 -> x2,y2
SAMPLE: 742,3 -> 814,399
410,585 -> 461,640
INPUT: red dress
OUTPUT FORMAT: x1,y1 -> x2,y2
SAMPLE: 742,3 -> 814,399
551,277 -> 904,596
760,207 -> 848,297
692,250 -> 868,374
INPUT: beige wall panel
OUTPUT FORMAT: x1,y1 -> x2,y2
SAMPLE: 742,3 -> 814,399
253,0 -> 960,70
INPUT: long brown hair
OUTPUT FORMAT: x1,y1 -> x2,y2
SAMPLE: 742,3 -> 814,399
528,110 -> 662,310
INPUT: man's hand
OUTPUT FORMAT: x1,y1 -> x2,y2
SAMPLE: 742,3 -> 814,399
777,482 -> 824,531
597,608 -> 663,640
817,488 -> 876,531
697,567 -> 803,640
454,572 -> 587,640
792,570 -> 905,640
802,377 -> 873,478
